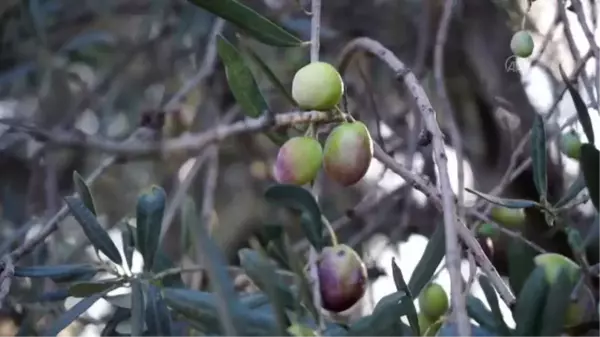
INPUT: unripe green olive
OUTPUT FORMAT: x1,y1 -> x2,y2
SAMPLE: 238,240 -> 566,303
317,244 -> 367,313
510,30 -> 534,57
291,62 -> 344,111
489,207 -> 526,229
418,283 -> 449,319
534,253 -> 581,285
418,312 -> 434,335
273,136 -> 323,186
323,121 -> 374,186
559,131 -> 582,160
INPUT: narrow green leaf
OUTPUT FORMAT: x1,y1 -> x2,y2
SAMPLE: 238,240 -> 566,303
44,284 -> 117,336
136,185 -> 167,271
559,67 -> 595,144
216,36 -> 288,145
371,291 -> 414,335
531,115 -> 547,199
163,288 -> 279,335
73,171 -> 97,216
391,258 -> 419,336
14,264 -> 99,282
264,184 -> 324,250
131,280 -> 145,336
187,0 -> 303,47
101,307 -> 131,336
466,296 -> 500,333
121,224 -> 135,271
540,268 -> 577,335
238,249 -> 295,307
241,44 -> 298,106
408,224 -> 445,296
152,248 -> 185,288
193,211 -> 243,335
146,284 -> 173,336
68,279 -> 122,297
238,249 -> 290,334
514,266 -> 549,336
465,188 -> 539,209
478,275 -> 511,335
583,213 -> 599,249
580,144 -> 599,211
162,288 -> 222,332
217,36 -> 267,118
506,237 -> 537,295
64,196 -> 123,265
555,172 -> 586,208
282,233 -> 318,320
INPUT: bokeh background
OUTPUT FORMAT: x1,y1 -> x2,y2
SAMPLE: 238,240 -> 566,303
0,0 -> 599,335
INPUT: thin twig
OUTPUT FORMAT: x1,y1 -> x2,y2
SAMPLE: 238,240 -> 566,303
337,37 -> 470,334
308,0 -> 324,332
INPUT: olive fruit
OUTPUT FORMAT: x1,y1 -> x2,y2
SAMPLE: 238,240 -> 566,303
292,62 -> 344,111
316,244 -> 367,313
534,253 -> 581,285
418,312 -> 435,335
559,131 -> 582,160
273,136 -> 323,186
418,283 -> 449,319
489,206 -> 526,229
510,30 -> 534,57
323,121 -> 374,186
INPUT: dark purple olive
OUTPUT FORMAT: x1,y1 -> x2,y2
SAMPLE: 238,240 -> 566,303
316,244 -> 367,313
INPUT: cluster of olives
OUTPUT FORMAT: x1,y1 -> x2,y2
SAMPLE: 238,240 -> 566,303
272,62 -> 374,187
417,283 -> 449,335
511,30 -> 534,58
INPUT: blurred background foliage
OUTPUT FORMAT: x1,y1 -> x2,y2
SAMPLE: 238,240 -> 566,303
0,0 -> 598,335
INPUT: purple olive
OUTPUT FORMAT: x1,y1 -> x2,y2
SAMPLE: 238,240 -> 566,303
316,244 -> 367,313
273,136 -> 323,186
323,121 -> 373,186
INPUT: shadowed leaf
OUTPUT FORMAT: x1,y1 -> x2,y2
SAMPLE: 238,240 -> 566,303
264,184 -> 324,251
391,258 -> 419,336
539,267 -> 577,335
131,280 -> 145,336
408,224 -> 445,297
146,284 -> 173,336
44,284 -> 117,336
531,115 -> 547,199
478,275 -> 510,335
73,171 -> 96,216
466,296 -> 499,332
14,264 -> 99,282
580,144 -> 599,211
555,173 -> 586,208
514,266 -> 549,335
136,185 -> 167,271
121,224 -> 135,271
68,279 -> 122,297
65,196 -> 123,265
560,67 -> 595,144
465,188 -> 539,209
238,248 -> 290,334
187,0 -> 302,47
507,237 -> 537,296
